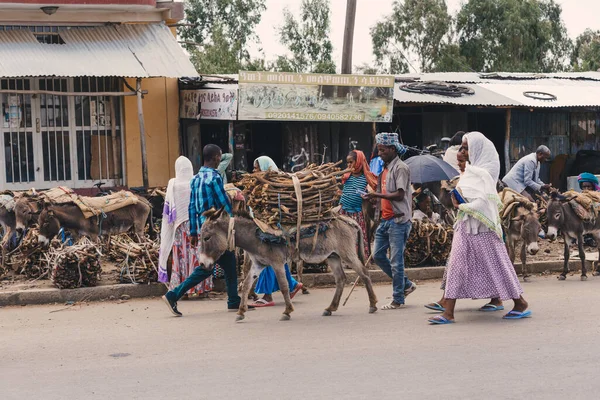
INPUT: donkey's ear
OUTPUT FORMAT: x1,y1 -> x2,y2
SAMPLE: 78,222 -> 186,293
214,206 -> 225,219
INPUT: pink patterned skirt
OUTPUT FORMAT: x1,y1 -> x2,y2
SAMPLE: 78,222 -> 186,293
169,221 -> 213,296
444,222 -> 523,301
339,209 -> 370,257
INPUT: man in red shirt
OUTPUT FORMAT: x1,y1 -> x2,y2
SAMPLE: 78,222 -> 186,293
363,133 -> 416,309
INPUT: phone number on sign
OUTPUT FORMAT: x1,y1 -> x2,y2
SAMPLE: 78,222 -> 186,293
265,112 -> 364,121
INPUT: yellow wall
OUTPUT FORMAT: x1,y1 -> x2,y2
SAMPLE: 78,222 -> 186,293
123,77 -> 180,187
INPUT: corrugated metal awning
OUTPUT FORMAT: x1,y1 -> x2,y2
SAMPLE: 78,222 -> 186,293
0,23 -> 198,78
394,78 -> 600,108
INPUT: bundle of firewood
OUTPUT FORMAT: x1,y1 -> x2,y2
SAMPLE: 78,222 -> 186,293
7,227 -> 58,279
406,221 -> 453,267
49,238 -> 102,289
235,162 -> 347,226
107,234 -> 159,284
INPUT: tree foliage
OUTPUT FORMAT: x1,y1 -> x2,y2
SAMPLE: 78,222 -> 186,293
571,29 -> 600,72
371,0 -> 452,74
456,0 -> 572,72
275,0 -> 336,73
179,0 -> 266,74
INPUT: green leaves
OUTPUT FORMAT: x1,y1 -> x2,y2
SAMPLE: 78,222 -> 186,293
372,0 -> 575,73
572,29 -> 600,72
180,0 -> 266,74
275,0 -> 336,73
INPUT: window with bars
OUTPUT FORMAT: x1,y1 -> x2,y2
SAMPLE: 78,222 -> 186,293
74,77 -> 123,182
0,76 -> 124,188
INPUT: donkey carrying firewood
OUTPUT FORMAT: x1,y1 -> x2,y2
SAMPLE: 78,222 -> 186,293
198,208 -> 378,322
504,205 -> 541,281
546,192 -> 600,281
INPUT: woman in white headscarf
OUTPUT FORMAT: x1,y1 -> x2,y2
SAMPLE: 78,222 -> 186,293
158,156 -> 212,296
428,132 -> 530,324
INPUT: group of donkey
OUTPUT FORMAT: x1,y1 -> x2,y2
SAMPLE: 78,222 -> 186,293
0,190 -> 153,267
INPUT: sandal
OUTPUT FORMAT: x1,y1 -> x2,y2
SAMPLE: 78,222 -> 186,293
428,315 -> 455,325
479,303 -> 505,312
382,302 -> 405,310
424,302 -> 445,312
503,310 -> 532,320
290,283 -> 303,299
250,299 -> 275,307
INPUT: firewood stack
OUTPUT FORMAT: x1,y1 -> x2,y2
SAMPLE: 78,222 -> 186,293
235,162 -> 347,226
406,221 -> 453,267
8,227 -> 58,279
49,238 -> 102,289
108,234 -> 159,284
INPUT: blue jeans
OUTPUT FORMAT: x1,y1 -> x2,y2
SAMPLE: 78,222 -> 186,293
373,219 -> 413,304
165,250 -> 241,308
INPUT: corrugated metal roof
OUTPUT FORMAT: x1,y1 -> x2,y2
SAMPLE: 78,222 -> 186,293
395,71 -> 600,83
0,23 -> 198,78
394,75 -> 600,108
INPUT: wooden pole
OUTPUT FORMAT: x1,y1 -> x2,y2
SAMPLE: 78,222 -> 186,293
109,98 -> 120,184
228,121 -> 234,155
341,0 -> 357,74
504,109 -> 512,175
136,78 -> 149,189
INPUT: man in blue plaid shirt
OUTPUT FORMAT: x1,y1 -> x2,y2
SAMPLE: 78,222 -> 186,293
163,144 -> 252,316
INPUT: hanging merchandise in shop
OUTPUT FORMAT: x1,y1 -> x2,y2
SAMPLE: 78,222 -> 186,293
238,71 -> 394,123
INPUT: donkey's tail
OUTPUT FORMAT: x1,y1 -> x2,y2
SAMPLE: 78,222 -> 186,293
147,206 -> 156,239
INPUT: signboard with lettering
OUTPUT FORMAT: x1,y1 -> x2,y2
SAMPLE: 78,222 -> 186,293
238,71 -> 394,122
180,89 -> 238,120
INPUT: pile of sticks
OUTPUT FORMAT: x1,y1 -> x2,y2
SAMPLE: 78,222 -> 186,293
107,234 -> 159,284
406,221 -> 453,267
236,162 -> 347,226
7,227 -> 57,279
49,238 -> 102,289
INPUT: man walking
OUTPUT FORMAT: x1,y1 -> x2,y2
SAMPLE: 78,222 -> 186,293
502,145 -> 552,201
364,133 -> 416,310
163,144 -> 252,316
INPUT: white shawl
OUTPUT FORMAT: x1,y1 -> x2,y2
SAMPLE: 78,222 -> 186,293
442,145 -> 460,172
455,132 -> 503,238
158,156 -> 194,282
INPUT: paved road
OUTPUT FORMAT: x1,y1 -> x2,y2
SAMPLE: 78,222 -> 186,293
1,275 -> 599,400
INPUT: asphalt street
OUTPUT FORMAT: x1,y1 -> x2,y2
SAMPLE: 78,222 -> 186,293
1,275 -> 599,400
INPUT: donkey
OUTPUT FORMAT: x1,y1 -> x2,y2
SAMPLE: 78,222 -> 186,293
0,193 -> 17,267
546,193 -> 600,281
15,193 -> 44,233
504,206 -> 541,282
36,197 -> 152,244
198,208 -> 378,322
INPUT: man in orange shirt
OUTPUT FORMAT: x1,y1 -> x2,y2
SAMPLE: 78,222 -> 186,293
363,133 -> 416,310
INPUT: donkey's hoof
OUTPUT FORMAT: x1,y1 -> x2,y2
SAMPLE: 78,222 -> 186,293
558,275 -> 566,281
593,271 -> 600,276
369,306 -> 377,314
322,310 -> 332,316
235,314 -> 245,322
280,314 -> 291,321
581,275 -> 588,281
523,276 -> 531,283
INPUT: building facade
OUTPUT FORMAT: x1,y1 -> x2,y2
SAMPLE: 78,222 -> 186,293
0,0 -> 196,191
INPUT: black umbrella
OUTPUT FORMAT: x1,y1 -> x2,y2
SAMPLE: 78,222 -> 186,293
404,155 -> 459,183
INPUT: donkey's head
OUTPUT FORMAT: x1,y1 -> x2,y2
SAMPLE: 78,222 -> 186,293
37,207 -> 61,245
198,207 -> 230,270
546,194 -> 567,240
15,194 -> 44,233
513,208 -> 541,255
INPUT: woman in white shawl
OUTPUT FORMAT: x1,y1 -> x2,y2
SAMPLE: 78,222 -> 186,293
428,132 -> 530,324
158,156 -> 212,296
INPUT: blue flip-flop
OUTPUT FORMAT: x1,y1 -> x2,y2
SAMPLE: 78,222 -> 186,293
479,303 -> 505,312
428,316 -> 455,325
424,302 -> 445,312
503,310 -> 532,320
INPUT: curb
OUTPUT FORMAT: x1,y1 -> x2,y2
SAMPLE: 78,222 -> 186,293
0,283 -> 167,307
298,259 -> 585,287
0,259 -> 585,307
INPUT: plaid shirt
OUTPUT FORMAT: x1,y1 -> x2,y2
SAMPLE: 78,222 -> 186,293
189,166 -> 233,236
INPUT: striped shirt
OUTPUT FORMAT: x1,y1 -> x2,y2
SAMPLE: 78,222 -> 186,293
189,166 -> 233,236
340,174 -> 367,213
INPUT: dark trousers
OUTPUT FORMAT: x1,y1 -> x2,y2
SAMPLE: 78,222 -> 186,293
165,250 -> 241,308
